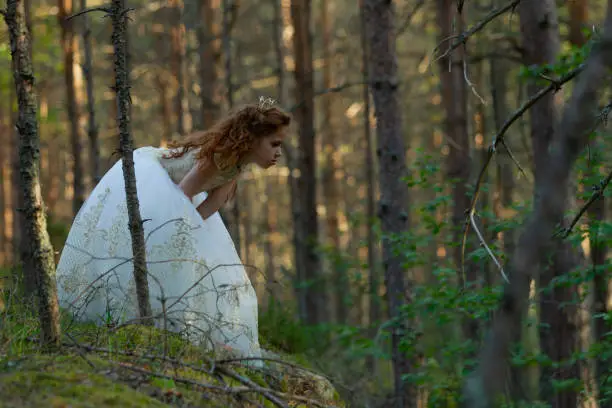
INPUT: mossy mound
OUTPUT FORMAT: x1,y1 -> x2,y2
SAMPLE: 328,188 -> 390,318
0,355 -> 166,408
0,325 -> 344,408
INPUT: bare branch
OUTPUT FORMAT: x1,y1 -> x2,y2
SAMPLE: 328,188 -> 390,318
66,6 -> 111,20
430,0 -> 521,65
396,0 -> 426,36
460,63 -> 584,279
561,102 -> 612,238
286,81 -> 367,113
470,211 -> 509,283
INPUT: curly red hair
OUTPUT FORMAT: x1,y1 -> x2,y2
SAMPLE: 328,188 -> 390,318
165,104 -> 291,171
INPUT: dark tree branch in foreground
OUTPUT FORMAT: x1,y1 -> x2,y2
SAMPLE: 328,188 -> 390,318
431,0 -> 521,64
461,63 -> 584,280
110,0 -> 152,321
462,1 -> 612,405
4,0 -> 61,348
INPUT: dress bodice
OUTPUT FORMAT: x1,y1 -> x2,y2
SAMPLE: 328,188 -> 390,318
136,146 -> 241,193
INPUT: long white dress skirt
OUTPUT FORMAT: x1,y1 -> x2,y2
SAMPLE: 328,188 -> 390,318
55,147 -> 261,360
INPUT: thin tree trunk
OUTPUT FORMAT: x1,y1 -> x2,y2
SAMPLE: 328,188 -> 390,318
198,0 -> 219,128
363,0 -> 413,405
290,0 -> 323,325
264,179 -> 277,301
0,101 -> 8,265
489,37 -> 515,275
110,0 -> 152,321
156,74 -> 173,144
436,0 -> 476,342
58,0 -> 85,216
80,0 -> 101,184
222,0 -> 241,254
170,0 -> 190,137
320,0 -> 345,324
5,0 -> 61,348
360,0 -> 380,373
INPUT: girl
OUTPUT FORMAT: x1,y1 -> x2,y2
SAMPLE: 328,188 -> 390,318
55,102 -> 290,360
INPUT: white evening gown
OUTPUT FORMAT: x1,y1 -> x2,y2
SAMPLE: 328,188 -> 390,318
55,146 -> 262,360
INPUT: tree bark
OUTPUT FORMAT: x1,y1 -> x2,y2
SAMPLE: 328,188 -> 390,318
169,0 -> 190,136
320,0 -> 345,324
518,2 -> 580,405
222,0 -> 241,254
290,0 -> 323,325
360,0 -> 380,373
436,0 -> 476,343
363,0 -> 413,406
5,0 -> 61,348
462,2 -> 612,405
58,0 -> 85,216
110,0 -> 152,321
80,0 -> 101,184
198,0 -> 219,128
568,0 -> 588,47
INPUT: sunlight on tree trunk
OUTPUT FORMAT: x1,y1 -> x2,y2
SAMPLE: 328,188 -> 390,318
58,0 -> 86,217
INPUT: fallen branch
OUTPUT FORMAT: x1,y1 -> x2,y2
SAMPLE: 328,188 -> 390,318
63,341 -> 333,408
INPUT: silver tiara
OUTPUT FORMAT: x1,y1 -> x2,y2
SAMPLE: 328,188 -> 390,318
258,96 -> 277,110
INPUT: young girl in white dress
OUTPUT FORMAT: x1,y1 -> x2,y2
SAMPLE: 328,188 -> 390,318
55,102 -> 290,360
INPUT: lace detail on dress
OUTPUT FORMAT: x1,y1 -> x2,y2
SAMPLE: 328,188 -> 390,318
139,147 -> 241,193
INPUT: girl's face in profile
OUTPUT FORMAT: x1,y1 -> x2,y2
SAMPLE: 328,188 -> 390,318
249,128 -> 287,169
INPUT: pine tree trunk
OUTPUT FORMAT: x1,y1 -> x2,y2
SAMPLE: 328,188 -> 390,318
436,0 -> 476,342
58,0 -> 85,216
363,0 -> 413,405
360,0 -> 380,373
221,0 -> 241,254
290,0 -> 323,326
5,0 -> 61,347
198,0 -> 219,128
80,0 -> 101,184
170,0 -> 190,136
110,0 -> 152,321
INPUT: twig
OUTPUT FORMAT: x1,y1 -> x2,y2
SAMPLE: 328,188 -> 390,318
118,362 -> 330,407
470,211 -> 509,283
560,102 -> 612,238
66,6 -> 111,20
460,63 -> 584,283
287,81 -> 367,113
430,0 -> 521,66
396,0 -> 426,36
65,342 -> 331,407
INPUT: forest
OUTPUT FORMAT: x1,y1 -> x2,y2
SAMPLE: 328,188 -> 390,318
1,0 -> 612,407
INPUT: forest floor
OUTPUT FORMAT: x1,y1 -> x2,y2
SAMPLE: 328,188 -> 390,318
0,283 -> 344,408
